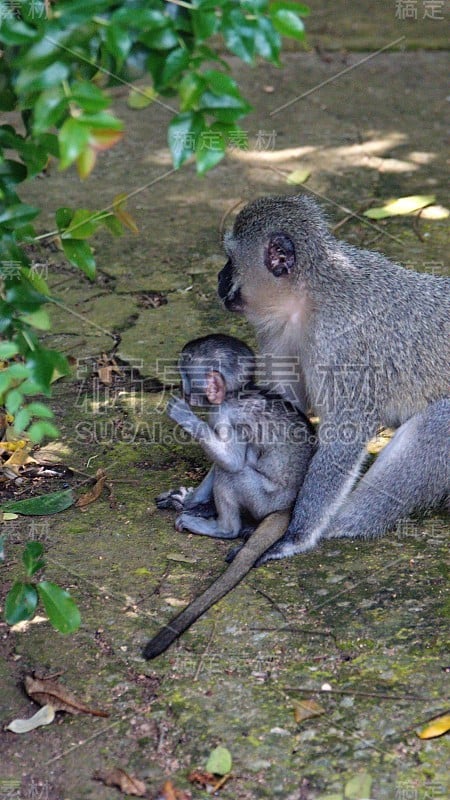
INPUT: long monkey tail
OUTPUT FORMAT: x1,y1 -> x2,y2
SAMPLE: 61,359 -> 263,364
142,511 -> 290,660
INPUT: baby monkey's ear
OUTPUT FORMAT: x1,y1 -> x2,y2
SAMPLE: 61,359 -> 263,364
265,232 -> 296,277
206,371 -> 227,405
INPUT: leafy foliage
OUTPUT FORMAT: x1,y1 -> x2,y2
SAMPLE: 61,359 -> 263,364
0,0 -> 308,441
4,540 -> 81,632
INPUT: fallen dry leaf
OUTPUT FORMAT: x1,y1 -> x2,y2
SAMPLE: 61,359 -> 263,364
94,767 -> 146,797
96,354 -> 122,385
188,770 -> 231,792
155,780 -> 191,800
76,468 -> 106,509
417,712 -> 450,739
293,699 -> 326,723
25,674 -> 109,717
187,770 -> 216,789
7,704 -> 55,733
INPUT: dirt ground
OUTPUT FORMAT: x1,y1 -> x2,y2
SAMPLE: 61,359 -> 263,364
1,2 -> 449,799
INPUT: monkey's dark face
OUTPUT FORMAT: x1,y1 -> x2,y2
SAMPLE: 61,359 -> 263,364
218,259 -> 245,312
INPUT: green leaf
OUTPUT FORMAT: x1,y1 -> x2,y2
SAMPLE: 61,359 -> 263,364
27,420 -> 60,443
5,282 -> 49,310
105,25 -> 132,69
62,209 -> 98,239
161,48 -> 191,86
0,159 -> 27,186
23,266 -> 50,296
76,112 -> 123,131
70,81 -> 111,113
62,238 -> 96,278
22,541 -> 45,577
0,203 -> 40,226
140,25 -> 179,51
26,402 -> 54,419
5,582 -> 38,625
364,195 -> 436,219
0,342 -> 19,359
37,581 -> 81,633
179,73 -> 206,111
254,17 -> 281,62
12,407 -> 31,433
270,1 -> 310,15
0,17 -> 38,45
1,488 -> 74,516
344,773 -> 372,800
56,207 -> 73,229
222,8 -> 256,63
205,746 -> 232,776
193,10 -> 219,40
59,118 -> 90,170
196,128 -> 226,174
5,388 -> 23,415
26,347 -> 69,392
168,111 -> 204,169
271,8 -> 305,40
33,87 -> 67,135
103,214 -> 124,236
19,309 -> 51,331
16,62 -> 70,95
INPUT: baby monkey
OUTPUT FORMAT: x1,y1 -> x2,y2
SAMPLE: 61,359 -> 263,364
159,334 -> 315,539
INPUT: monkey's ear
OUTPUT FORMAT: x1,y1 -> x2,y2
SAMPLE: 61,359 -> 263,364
265,233 -> 296,277
206,371 -> 227,405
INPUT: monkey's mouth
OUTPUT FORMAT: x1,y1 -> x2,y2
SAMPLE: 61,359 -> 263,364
218,261 -> 245,312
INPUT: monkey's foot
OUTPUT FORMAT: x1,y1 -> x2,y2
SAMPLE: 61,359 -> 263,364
255,529 -> 316,565
155,486 -> 194,512
176,513 -> 240,539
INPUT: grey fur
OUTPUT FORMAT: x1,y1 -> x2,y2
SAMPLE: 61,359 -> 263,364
157,333 -> 316,539
218,194 -> 449,562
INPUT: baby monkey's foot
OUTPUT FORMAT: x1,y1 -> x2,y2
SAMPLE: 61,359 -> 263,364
155,486 -> 193,512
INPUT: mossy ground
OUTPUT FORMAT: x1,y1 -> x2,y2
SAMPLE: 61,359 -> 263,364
1,3 -> 449,798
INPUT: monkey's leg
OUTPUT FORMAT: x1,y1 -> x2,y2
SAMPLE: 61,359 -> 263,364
175,512 -> 241,539
256,437 -> 370,564
325,402 -> 449,540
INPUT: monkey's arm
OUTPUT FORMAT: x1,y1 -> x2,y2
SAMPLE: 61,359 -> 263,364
142,511 -> 290,660
168,397 -> 245,472
257,438 -> 369,564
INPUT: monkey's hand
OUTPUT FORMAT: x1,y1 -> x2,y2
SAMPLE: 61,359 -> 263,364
167,396 -> 201,435
156,486 -> 194,512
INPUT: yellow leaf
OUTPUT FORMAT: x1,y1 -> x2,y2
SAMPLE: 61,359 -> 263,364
113,193 -> 139,233
420,204 -> 449,220
7,704 -> 55,733
116,208 -> 139,233
287,169 -> 311,185
2,512 -> 19,521
90,128 -> 124,152
417,712 -> 450,739
127,85 -> 157,109
364,195 -> 435,219
76,147 -> 97,179
293,698 -> 325,723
